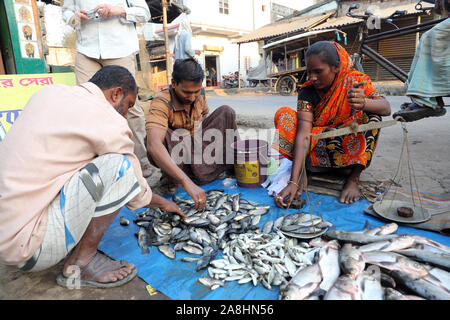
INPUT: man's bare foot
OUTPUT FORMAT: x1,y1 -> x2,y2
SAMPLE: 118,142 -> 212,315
340,177 -> 361,204
63,251 -> 135,284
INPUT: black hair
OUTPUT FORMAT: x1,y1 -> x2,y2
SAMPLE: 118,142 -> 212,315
306,41 -> 340,68
172,58 -> 204,84
89,65 -> 137,96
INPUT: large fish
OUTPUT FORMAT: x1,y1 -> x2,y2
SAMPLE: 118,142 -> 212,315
357,235 -> 415,253
324,229 -> 401,244
384,287 -> 425,300
358,271 -> 384,300
280,263 -> 323,300
339,243 -> 365,279
395,245 -> 450,271
391,269 -> 450,300
323,274 -> 363,300
363,251 -> 429,280
317,240 -> 340,292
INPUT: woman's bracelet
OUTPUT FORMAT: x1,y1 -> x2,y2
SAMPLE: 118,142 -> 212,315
288,180 -> 300,188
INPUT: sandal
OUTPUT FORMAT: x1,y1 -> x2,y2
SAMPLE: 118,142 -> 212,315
393,102 -> 446,122
56,252 -> 137,289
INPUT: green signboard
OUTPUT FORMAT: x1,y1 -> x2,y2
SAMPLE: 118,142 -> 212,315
0,0 -> 46,74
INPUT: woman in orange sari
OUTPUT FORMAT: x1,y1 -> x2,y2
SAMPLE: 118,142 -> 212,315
273,41 -> 391,207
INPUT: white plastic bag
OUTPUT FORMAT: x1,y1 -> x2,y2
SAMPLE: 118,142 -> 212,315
261,158 -> 292,196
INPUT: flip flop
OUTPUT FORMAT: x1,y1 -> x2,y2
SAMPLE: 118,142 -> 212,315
393,102 -> 446,122
56,252 -> 137,289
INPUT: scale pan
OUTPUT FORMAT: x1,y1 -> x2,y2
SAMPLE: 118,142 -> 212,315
373,200 -> 431,224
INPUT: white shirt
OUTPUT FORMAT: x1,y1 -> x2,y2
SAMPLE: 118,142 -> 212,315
62,0 -> 151,59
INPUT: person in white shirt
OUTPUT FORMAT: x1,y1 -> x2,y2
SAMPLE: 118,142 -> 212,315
62,0 -> 154,178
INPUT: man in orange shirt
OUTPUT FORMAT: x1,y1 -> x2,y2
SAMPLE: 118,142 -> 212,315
0,66 -> 184,288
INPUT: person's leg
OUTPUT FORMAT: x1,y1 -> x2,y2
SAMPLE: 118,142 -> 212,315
339,164 -> 364,204
102,55 -> 154,177
27,154 -> 141,287
62,208 -> 134,283
74,52 -> 102,85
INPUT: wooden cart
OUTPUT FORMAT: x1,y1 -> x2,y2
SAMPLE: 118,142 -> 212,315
263,29 -> 347,96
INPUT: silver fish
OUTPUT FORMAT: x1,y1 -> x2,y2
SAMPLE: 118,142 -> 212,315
358,271 -> 384,300
198,277 -> 225,289
339,243 -> 365,279
183,245 -> 203,255
317,240 -> 340,292
358,235 -> 415,253
363,251 -> 429,279
391,269 -> 450,300
324,274 -> 363,300
384,287 -> 425,300
281,264 -> 322,300
395,246 -> 450,271
158,244 -> 175,259
137,227 -> 150,254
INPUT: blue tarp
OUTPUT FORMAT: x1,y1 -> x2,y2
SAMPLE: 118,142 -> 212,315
97,178 -> 450,300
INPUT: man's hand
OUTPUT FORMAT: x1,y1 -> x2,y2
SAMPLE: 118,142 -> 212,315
183,180 -> 207,211
94,4 -> 126,18
70,9 -> 88,27
148,194 -> 186,220
347,82 -> 366,111
159,199 -> 186,220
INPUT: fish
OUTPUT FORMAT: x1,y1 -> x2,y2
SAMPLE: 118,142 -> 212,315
262,220 -> 273,234
357,235 -> 415,253
391,269 -> 450,300
158,244 -> 175,259
363,222 -> 398,236
137,227 -> 150,254
317,240 -> 340,293
358,271 -> 384,300
339,243 -> 365,279
183,245 -> 203,255
119,216 -> 130,226
281,264 -> 323,300
324,229 -> 401,244
363,251 -> 429,279
384,287 -> 425,300
395,246 -> 450,271
198,277 -> 226,290
323,274 -> 363,300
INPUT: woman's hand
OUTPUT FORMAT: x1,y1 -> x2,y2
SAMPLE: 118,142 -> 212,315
347,83 -> 366,111
274,183 -> 301,208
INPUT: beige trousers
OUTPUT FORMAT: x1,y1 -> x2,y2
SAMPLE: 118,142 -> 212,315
74,52 -> 150,170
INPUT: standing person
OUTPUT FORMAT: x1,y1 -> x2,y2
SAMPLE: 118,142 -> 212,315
393,0 -> 449,122
146,58 -> 239,210
272,41 -> 391,207
62,0 -> 154,178
173,18 -> 195,60
0,66 -> 184,288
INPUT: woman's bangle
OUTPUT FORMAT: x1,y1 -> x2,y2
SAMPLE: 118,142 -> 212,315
288,180 -> 300,188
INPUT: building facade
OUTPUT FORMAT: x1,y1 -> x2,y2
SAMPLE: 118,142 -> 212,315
152,0 -> 308,87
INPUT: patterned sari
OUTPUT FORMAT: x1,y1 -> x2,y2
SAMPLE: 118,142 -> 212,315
273,41 -> 384,170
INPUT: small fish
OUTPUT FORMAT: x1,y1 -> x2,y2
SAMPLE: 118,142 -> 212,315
137,227 -> 150,254
183,245 -> 203,255
198,277 -> 225,289
119,216 -> 130,226
158,244 -> 175,259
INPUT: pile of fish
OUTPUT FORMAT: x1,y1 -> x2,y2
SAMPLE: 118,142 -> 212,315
279,222 -> 450,300
199,230 -> 318,291
133,189 -> 270,272
274,213 -> 333,239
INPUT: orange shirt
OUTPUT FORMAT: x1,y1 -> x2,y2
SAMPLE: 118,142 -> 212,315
0,82 -> 152,265
146,86 -> 209,135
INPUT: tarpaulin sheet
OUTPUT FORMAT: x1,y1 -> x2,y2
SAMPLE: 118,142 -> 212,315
97,178 -> 450,300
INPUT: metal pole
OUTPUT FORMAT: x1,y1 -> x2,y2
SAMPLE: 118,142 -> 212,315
162,0 -> 171,84
238,43 -> 241,90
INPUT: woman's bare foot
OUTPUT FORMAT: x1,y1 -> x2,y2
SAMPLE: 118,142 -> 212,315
340,177 -> 361,204
339,164 -> 363,204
